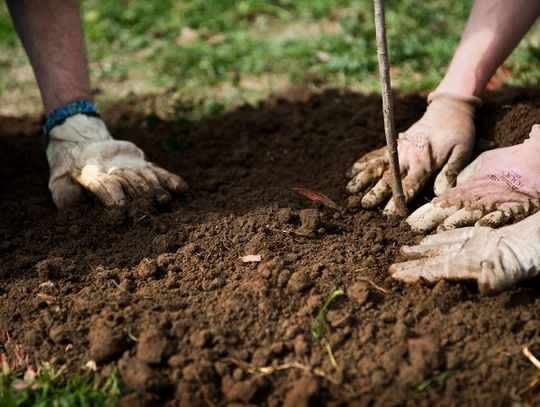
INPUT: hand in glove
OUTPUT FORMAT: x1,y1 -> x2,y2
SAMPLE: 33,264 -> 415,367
407,125 -> 540,233
47,114 -> 188,208
390,210 -> 540,294
345,92 -> 481,215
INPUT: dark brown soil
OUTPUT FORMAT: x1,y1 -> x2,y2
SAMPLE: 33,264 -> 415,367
1,87 -> 540,406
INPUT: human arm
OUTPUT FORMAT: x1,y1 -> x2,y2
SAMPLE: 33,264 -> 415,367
7,0 -> 188,208
346,0 -> 540,214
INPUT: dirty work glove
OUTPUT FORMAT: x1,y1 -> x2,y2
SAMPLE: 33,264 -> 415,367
345,92 -> 481,215
47,114 -> 188,208
390,210 -> 540,294
407,125 -> 540,233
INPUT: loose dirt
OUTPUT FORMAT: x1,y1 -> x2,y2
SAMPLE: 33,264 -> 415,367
1,87 -> 540,406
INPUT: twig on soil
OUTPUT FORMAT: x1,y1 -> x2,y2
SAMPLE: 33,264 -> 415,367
110,279 -> 127,292
518,347 -> 540,396
135,214 -> 148,224
127,329 -> 139,343
354,269 -> 391,294
325,343 -> 338,370
373,0 -> 407,217
223,357 -> 341,385
523,347 -> 540,371
519,376 -> 540,396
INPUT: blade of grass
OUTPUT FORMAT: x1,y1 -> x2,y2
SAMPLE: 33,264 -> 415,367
311,288 -> 345,340
416,370 -> 452,392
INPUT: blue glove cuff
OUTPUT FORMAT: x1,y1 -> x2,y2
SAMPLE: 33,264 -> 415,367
43,100 -> 100,135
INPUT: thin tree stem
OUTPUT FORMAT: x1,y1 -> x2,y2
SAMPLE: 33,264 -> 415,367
373,0 -> 407,217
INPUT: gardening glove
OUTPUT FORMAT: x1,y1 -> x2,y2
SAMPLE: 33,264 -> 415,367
390,210 -> 540,294
345,92 -> 481,215
46,114 -> 188,209
407,124 -> 540,233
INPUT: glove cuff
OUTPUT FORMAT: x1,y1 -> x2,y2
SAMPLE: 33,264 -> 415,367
43,100 -> 100,136
427,92 -> 482,118
427,92 -> 482,108
48,114 -> 112,145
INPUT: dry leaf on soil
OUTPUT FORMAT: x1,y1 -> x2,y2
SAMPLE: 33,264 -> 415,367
293,187 -> 342,211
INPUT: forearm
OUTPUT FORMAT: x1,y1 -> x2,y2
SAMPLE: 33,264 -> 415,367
437,0 -> 540,98
7,0 -> 92,114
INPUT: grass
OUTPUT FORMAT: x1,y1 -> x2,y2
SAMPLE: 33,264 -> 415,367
0,333 -> 122,406
415,370 -> 452,393
0,0 -> 538,118
0,365 -> 122,407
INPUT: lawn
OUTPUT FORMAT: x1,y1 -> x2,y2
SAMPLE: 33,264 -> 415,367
0,0 -> 538,118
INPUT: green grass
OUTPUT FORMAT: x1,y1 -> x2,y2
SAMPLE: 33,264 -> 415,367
0,363 -> 122,407
0,1 -> 538,116
415,370 -> 453,393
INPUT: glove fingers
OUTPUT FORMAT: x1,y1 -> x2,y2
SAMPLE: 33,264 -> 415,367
437,207 -> 485,232
49,176 -> 85,209
434,145 -> 473,196
399,240 -> 467,260
419,226 -> 475,246
406,202 -> 461,234
345,147 -> 387,179
152,165 -> 189,194
136,167 -> 172,204
383,168 -> 430,215
390,256 -> 450,282
456,155 -> 483,185
346,160 -> 387,194
361,170 -> 394,208
77,166 -> 126,208
390,253 -> 480,283
110,168 -> 151,200
475,210 -> 512,228
477,259 -> 507,295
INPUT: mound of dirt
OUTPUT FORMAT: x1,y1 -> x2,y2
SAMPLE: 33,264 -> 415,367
1,87 -> 540,405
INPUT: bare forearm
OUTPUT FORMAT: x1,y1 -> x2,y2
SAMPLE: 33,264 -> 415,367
7,0 -> 92,114
437,0 -> 540,98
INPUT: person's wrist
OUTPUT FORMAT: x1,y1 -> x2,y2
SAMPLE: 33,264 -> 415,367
43,100 -> 100,137
435,72 -> 483,99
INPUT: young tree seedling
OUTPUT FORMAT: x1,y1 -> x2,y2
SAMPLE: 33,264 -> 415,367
311,288 -> 345,340
373,0 -> 407,217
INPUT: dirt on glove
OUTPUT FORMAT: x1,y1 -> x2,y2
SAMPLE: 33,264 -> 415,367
1,86 -> 540,406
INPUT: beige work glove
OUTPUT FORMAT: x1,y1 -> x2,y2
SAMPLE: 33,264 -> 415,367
390,210 -> 540,294
407,125 -> 540,233
47,114 -> 188,208
346,92 -> 481,215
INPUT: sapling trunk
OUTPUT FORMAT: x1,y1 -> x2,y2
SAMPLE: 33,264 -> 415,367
373,0 -> 407,217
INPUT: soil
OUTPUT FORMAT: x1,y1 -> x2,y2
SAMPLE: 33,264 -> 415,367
1,86 -> 540,406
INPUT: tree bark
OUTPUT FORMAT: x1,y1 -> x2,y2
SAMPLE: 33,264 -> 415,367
373,0 -> 407,217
